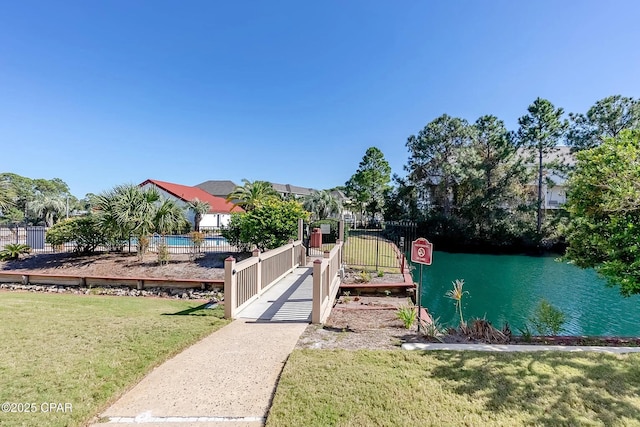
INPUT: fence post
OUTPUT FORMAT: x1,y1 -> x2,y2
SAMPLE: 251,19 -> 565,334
224,256 -> 237,319
312,259 -> 323,324
298,218 -> 304,242
253,249 -> 262,294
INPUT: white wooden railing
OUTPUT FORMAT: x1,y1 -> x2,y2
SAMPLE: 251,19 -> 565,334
224,240 -> 305,319
311,241 -> 343,324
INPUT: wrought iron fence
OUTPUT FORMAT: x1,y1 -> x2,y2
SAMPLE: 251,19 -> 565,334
0,226 -> 242,255
340,222 -> 416,273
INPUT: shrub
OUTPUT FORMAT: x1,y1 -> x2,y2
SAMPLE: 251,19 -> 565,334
529,299 -> 566,336
221,199 -> 309,251
420,316 -> 445,341
46,216 -> 107,254
157,241 -> 170,265
355,271 -> 371,283
396,303 -> 417,329
0,243 -> 31,260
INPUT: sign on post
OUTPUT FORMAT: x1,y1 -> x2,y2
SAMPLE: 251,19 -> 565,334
411,238 -> 433,265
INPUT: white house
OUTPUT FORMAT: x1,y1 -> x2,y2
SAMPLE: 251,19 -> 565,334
139,179 -> 244,229
523,146 -> 575,210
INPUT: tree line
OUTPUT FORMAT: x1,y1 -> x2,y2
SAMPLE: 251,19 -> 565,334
377,95 -> 640,251
341,94 -> 640,295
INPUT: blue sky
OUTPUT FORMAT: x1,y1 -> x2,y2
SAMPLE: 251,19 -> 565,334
2,1 -> 639,198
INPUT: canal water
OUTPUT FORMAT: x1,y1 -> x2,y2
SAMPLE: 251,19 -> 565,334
413,251 -> 640,337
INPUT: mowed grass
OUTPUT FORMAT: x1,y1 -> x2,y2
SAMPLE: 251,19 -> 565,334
268,349 -> 640,426
342,233 -> 401,273
0,292 -> 229,427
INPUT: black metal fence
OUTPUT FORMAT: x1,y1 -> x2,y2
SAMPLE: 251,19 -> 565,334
341,221 -> 417,273
0,227 -> 242,255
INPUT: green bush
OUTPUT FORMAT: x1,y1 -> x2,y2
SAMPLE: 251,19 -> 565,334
46,216 -> 107,254
529,299 -> 566,336
221,199 -> 309,251
396,303 -> 417,329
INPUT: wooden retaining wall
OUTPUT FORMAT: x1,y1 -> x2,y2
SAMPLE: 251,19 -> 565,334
0,271 -> 223,290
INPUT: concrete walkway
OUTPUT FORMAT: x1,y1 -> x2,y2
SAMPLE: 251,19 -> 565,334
94,280 -> 310,427
402,342 -> 640,354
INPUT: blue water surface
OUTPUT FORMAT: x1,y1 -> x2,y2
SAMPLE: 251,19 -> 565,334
414,251 -> 640,336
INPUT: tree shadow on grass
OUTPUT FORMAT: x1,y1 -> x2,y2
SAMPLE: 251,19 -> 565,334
162,302 -> 224,317
425,351 -> 640,425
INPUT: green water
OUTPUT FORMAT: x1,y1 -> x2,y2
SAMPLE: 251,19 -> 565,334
414,252 -> 640,337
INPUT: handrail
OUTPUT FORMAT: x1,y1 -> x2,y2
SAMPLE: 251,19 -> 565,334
311,241 -> 343,324
224,240 -> 305,319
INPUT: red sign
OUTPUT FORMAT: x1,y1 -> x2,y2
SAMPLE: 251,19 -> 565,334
411,238 -> 433,265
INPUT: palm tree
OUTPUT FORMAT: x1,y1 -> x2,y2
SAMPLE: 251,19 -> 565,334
187,198 -> 210,232
226,179 -> 280,211
27,194 -> 66,227
303,190 -> 342,221
96,184 -> 167,257
154,199 -> 187,235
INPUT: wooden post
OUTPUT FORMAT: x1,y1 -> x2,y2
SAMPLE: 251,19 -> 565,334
312,258 -> 323,324
298,218 -> 304,242
224,256 -> 236,319
253,249 -> 262,294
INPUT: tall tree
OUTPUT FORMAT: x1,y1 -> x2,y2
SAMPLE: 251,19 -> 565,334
187,198 -> 211,231
405,115 -> 471,217
0,173 -> 72,224
565,130 -> 640,296
458,115 -> 528,241
517,98 -> 568,237
383,175 -> 420,221
345,147 -> 392,223
303,190 -> 342,221
567,95 -> 640,151
0,178 -> 15,212
27,194 -> 66,227
226,179 -> 280,212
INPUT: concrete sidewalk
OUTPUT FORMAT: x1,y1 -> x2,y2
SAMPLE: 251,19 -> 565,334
93,319 -> 308,426
402,342 -> 640,353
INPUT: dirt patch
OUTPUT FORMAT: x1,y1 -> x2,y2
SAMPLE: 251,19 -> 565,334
0,251 -> 245,280
341,270 -> 405,285
297,295 -> 418,350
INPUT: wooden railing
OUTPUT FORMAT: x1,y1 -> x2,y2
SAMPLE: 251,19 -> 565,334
224,240 -> 305,319
311,241 -> 343,324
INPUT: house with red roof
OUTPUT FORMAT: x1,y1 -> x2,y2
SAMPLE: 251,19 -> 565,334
139,179 -> 244,229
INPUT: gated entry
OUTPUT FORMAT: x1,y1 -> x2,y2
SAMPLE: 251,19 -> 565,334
342,222 -> 417,273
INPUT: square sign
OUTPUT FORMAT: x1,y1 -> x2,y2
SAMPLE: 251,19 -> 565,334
411,238 -> 433,265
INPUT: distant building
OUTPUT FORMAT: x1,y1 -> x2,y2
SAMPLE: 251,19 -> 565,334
140,179 -> 243,229
194,180 -> 238,199
270,183 -> 315,199
521,146 -> 574,209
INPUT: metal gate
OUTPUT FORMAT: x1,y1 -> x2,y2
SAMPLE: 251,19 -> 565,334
342,221 -> 416,273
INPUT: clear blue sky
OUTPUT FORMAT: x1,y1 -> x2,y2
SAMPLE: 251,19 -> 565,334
2,1 -> 639,198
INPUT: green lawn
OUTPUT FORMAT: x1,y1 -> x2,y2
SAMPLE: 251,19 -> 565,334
268,349 -> 640,426
342,233 -> 401,273
0,292 -> 229,427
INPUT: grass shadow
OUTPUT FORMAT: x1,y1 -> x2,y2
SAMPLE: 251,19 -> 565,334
425,350 -> 640,425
